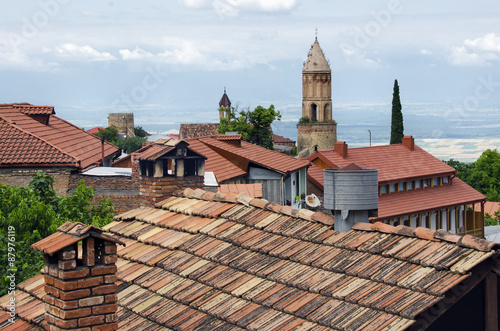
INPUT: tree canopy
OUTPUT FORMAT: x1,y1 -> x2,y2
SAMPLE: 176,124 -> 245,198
390,79 -> 404,144
218,104 -> 281,150
94,125 -> 146,154
0,172 -> 114,295
445,149 -> 500,202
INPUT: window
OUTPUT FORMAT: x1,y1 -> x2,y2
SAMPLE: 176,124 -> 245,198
407,181 -> 414,190
416,180 -> 422,189
424,179 -> 430,188
432,177 -> 440,186
442,176 -> 449,184
380,185 -> 388,194
390,183 -> 397,193
398,182 -> 405,192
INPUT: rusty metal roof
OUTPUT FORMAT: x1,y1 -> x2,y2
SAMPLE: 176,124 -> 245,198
4,188 -> 500,330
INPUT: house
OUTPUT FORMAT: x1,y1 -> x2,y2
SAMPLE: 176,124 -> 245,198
2,187 -> 500,330
186,134 -> 310,205
308,136 -> 487,237
0,103 -> 120,195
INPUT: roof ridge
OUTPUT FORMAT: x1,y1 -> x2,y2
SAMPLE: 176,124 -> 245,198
167,188 -> 334,226
352,221 -> 499,252
0,116 -> 80,166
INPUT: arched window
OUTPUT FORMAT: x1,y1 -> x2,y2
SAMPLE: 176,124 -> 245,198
310,103 -> 317,122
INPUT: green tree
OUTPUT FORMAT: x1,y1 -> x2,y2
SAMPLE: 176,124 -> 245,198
94,126 -> 119,144
390,79 -> 404,144
134,126 -> 148,138
218,104 -> 281,150
0,172 -> 114,295
473,149 -> 500,201
115,136 -> 147,154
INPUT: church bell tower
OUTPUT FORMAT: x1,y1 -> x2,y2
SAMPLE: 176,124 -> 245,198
297,36 -> 337,157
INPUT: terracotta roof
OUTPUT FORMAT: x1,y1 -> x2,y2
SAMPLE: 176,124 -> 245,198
0,119 -> 78,166
216,134 -> 242,141
0,104 -> 120,170
13,104 -> 55,116
310,143 -> 456,185
273,134 -> 295,144
187,136 -> 310,183
219,183 -> 263,198
4,188 -> 499,330
31,222 -> 125,255
136,145 -> 175,162
86,126 -> 105,134
375,178 -> 487,220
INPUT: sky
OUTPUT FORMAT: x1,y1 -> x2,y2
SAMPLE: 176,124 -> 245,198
1,0 -> 499,160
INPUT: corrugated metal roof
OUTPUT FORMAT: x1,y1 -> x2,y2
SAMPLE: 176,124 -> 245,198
4,188 -> 499,330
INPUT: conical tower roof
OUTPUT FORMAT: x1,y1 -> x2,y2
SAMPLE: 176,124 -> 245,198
219,88 -> 231,108
303,38 -> 331,73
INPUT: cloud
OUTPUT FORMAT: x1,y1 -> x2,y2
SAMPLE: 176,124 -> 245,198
179,0 -> 297,17
119,42 -> 250,71
51,43 -> 117,61
340,46 -> 382,69
420,49 -> 432,55
450,33 -> 500,66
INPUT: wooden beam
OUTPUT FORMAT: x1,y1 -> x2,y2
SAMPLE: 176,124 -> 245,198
485,272 -> 498,331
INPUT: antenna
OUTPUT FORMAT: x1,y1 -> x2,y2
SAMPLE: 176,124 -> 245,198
315,27 -> 318,40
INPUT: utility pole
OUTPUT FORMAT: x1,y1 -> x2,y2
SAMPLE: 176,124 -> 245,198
368,130 -> 372,147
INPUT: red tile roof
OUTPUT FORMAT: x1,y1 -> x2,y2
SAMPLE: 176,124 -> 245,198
375,178 -> 486,220
187,136 -> 310,183
31,222 -> 124,255
273,134 -> 295,144
86,126 -> 105,134
0,104 -> 120,170
13,104 -> 55,116
0,119 -> 78,166
4,188 -> 499,330
310,143 -> 456,184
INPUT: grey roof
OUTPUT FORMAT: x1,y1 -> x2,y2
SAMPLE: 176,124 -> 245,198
303,38 -> 331,73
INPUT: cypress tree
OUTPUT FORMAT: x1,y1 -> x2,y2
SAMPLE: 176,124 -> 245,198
390,79 -> 404,144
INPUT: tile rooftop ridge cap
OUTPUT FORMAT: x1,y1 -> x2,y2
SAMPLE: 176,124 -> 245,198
352,221 -> 499,252
0,116 -> 81,166
173,188 -> 334,225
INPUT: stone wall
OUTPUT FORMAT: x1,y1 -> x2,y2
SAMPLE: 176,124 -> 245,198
0,167 -> 73,196
297,122 -> 337,158
93,196 -> 142,214
140,176 -> 204,206
108,113 -> 134,137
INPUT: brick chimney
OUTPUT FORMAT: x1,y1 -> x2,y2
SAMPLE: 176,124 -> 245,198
334,141 -> 348,158
402,135 -> 415,151
32,222 -> 125,330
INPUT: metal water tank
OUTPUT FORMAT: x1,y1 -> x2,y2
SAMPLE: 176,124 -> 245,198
324,167 -> 378,211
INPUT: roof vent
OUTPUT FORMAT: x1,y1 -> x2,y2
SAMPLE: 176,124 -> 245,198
324,166 -> 378,232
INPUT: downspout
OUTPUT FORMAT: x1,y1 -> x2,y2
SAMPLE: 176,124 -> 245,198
281,175 -> 284,206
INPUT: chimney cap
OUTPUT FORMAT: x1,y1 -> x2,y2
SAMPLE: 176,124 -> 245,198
31,221 -> 125,255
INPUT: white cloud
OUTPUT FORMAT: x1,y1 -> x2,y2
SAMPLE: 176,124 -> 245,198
340,47 -> 382,69
179,0 -> 297,17
420,49 -> 432,55
52,43 -> 116,61
450,33 -> 500,66
119,42 -> 251,71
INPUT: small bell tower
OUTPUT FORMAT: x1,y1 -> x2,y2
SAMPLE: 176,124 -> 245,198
219,87 -> 231,120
